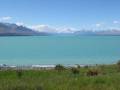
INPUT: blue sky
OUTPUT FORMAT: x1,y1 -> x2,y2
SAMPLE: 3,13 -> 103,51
0,0 -> 120,32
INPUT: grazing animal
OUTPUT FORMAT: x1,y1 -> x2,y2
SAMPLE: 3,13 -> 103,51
87,69 -> 98,76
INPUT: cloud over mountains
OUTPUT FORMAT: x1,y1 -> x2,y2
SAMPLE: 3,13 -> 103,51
0,16 -> 12,21
0,22 -> 49,36
30,25 -> 77,34
0,22 -> 120,36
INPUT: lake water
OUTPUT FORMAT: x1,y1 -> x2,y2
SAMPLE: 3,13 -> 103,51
0,36 -> 120,65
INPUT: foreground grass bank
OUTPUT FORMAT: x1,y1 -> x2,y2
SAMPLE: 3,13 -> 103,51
0,64 -> 120,90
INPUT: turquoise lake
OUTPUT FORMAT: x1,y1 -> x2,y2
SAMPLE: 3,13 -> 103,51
0,36 -> 120,65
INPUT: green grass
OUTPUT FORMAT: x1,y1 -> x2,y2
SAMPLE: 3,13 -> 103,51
0,64 -> 120,90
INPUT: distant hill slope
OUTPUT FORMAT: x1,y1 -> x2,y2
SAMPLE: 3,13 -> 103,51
0,22 -> 120,36
0,22 -> 49,36
74,30 -> 120,36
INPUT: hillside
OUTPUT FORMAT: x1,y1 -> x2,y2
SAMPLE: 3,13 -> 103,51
0,22 -> 48,36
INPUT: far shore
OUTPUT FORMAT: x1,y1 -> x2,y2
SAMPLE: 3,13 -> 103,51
0,63 -> 116,70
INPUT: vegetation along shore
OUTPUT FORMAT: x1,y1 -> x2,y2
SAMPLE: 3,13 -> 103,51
0,60 -> 120,90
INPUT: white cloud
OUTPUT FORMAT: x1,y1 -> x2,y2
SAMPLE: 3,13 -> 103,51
57,27 -> 76,33
31,25 -> 57,33
16,22 -> 24,26
113,20 -> 120,24
95,23 -> 102,27
89,23 -> 107,31
0,16 -> 12,21
30,24 -> 77,33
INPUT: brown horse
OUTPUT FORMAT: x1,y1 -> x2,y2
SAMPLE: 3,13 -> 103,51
87,69 -> 98,76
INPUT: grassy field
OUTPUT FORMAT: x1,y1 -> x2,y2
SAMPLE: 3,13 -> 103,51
0,64 -> 120,90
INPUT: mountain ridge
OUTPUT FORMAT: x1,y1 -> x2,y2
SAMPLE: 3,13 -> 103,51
0,22 -> 49,36
0,22 -> 120,36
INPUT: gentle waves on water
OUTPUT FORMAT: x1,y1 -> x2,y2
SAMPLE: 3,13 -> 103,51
0,36 -> 120,65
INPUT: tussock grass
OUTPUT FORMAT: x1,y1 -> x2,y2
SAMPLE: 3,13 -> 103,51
0,64 -> 119,90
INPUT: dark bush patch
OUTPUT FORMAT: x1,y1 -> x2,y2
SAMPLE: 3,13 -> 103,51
71,67 -> 80,74
16,69 -> 23,78
84,65 -> 89,68
117,60 -> 120,71
35,85 -> 44,90
55,64 -> 65,71
117,60 -> 120,68
87,69 -> 99,76
76,64 -> 81,69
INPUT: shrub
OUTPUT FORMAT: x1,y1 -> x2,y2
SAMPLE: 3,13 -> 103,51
84,65 -> 89,68
71,67 -> 80,74
117,60 -> 120,71
76,64 -> 81,69
55,64 -> 65,71
16,69 -> 23,78
117,60 -> 120,67
87,69 -> 99,76
35,85 -> 43,90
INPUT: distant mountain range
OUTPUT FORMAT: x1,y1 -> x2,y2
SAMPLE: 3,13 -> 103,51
74,30 -> 120,36
0,22 -> 49,36
0,22 -> 120,36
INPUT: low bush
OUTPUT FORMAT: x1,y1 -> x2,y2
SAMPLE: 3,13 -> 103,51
16,69 -> 23,78
84,65 -> 89,68
55,64 -> 65,71
76,64 -> 81,69
87,69 -> 99,76
71,67 -> 80,74
117,60 -> 120,71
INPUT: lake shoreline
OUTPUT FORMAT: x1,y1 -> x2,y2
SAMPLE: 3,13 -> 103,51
0,63 -> 116,70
